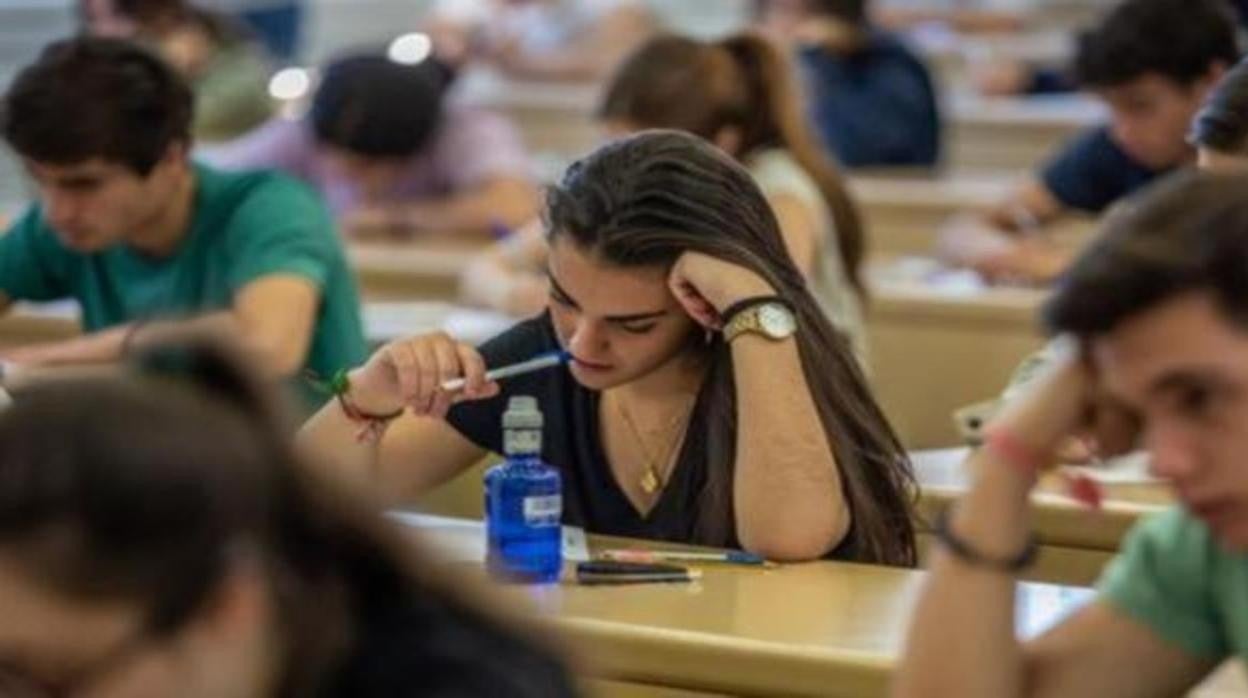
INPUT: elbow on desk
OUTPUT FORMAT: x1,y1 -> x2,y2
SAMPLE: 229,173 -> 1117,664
737,509 -> 851,563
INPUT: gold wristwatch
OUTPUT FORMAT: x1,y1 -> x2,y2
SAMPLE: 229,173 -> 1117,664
723,300 -> 797,342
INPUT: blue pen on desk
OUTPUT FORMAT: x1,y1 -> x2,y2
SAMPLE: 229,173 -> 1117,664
440,350 -> 571,392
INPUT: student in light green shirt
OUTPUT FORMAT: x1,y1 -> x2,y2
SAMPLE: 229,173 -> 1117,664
0,37 -> 366,407
896,170 -> 1248,697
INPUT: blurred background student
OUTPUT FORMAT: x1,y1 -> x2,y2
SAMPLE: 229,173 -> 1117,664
1191,58 -> 1248,172
941,0 -> 1238,285
0,339 -> 576,697
755,0 -> 942,168
425,0 -> 657,82
204,51 -> 539,238
80,0 -> 276,142
460,32 -> 872,364
216,0 -> 306,61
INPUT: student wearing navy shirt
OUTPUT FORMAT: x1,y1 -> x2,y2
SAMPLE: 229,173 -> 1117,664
956,0 -> 1238,284
757,0 -> 941,168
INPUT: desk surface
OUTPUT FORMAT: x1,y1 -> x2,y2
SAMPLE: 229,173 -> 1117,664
913,447 -> 1172,551
411,515 -> 1243,697
348,240 -> 484,300
412,515 -> 1093,697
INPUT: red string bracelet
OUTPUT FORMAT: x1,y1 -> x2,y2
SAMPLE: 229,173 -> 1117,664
982,424 -> 1049,475
308,369 -> 404,443
983,424 -> 1105,509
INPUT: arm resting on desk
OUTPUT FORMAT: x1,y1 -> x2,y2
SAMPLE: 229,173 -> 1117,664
1,275 -> 319,377
731,333 -> 849,561
347,177 -> 540,239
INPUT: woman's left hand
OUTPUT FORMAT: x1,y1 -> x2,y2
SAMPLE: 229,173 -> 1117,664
668,252 -> 775,330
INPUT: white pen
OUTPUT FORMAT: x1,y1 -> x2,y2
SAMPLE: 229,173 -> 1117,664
440,350 -> 571,392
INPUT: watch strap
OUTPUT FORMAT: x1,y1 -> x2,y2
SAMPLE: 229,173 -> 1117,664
720,295 -> 791,327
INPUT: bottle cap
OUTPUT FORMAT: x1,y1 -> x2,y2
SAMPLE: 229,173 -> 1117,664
503,395 -> 542,430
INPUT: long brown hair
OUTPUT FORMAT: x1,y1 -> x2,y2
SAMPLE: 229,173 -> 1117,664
598,32 -> 869,298
0,340 -> 573,696
547,130 -> 915,565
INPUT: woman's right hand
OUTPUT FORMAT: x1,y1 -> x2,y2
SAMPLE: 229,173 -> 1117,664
345,333 -> 500,419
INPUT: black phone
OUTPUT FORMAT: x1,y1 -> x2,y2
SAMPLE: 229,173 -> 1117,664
574,560 -> 695,585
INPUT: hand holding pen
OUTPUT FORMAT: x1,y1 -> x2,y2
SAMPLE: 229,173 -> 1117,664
346,332 -> 569,419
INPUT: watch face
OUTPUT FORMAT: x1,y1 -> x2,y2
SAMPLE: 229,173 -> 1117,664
758,303 -> 796,338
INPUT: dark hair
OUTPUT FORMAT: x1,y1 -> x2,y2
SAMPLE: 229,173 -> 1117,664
1073,0 -> 1238,89
104,0 -> 252,46
0,340 -> 572,695
310,53 -> 453,159
751,0 -> 869,28
806,0 -> 868,26
1191,58 -> 1248,155
600,33 -> 868,297
80,0 -> 188,27
1,37 -> 192,175
547,130 -> 916,565
1044,171 -> 1248,336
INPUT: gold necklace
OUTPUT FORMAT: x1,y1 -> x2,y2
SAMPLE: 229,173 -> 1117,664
610,392 -> 695,495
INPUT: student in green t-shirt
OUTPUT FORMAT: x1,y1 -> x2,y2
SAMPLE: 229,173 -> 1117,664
0,37 -> 367,406
895,170 -> 1248,696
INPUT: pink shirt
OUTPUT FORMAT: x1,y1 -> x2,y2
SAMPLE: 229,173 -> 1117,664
201,103 -> 534,215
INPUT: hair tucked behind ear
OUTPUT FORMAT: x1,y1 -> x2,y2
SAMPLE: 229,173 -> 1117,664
600,32 -> 868,298
547,130 -> 915,565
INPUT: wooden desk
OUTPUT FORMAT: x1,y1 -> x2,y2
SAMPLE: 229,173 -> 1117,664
947,93 -> 1104,171
348,241 -> 483,301
408,515 -> 1244,697
866,274 -> 1048,449
0,302 -> 80,346
451,68 -> 600,159
912,447 -> 1171,585
850,174 -> 1096,259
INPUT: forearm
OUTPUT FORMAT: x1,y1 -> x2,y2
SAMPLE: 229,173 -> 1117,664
988,181 -> 1067,234
297,391 -> 387,494
4,325 -> 131,365
402,180 -> 539,237
731,334 -> 846,560
893,449 -> 1035,698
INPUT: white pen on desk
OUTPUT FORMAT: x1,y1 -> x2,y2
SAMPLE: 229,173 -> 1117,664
440,350 -> 572,392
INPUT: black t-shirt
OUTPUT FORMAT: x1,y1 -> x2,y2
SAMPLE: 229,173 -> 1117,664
326,593 -> 577,697
447,314 -> 712,545
446,315 -> 856,558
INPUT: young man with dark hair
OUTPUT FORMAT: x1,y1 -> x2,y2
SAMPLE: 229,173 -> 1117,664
955,0 -> 1239,283
204,52 -> 539,238
0,37 -> 366,406
897,170 -> 1248,696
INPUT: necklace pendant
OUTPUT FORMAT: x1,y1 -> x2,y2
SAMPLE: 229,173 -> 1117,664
640,467 -> 660,494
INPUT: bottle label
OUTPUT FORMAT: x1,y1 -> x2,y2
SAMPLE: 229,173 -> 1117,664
504,429 -> 541,455
523,495 -> 562,527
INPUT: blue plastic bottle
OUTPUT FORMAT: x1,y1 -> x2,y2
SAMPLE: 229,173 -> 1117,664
484,396 -> 562,583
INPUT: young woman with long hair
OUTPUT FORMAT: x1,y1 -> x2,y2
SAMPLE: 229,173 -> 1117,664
461,32 -> 871,362
304,130 -> 915,565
